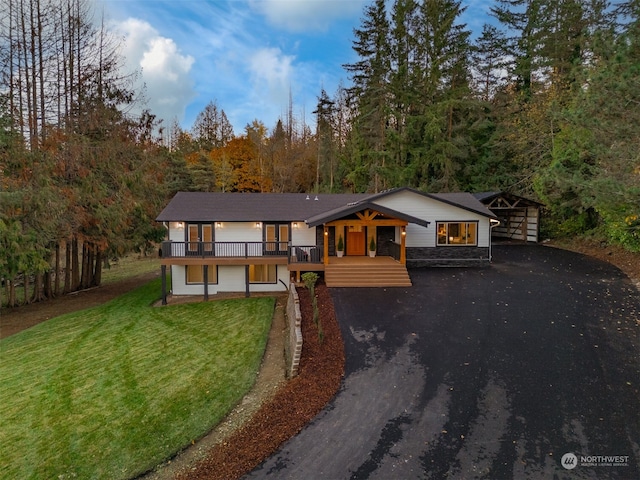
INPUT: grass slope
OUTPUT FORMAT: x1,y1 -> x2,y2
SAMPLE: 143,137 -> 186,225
0,279 -> 274,480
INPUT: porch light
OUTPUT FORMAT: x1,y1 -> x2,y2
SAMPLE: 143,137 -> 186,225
216,222 -> 222,228
177,222 -> 184,229
401,227 -> 406,236
293,222 -> 298,228
256,222 -> 262,228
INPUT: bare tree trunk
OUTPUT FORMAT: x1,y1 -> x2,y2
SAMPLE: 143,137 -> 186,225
64,239 -> 72,293
93,247 -> 102,286
32,272 -> 45,302
37,0 -> 46,144
72,236 -> 80,291
44,270 -> 53,299
8,279 -> 17,308
80,241 -> 89,289
23,272 -> 30,305
54,242 -> 61,296
30,0 -> 38,147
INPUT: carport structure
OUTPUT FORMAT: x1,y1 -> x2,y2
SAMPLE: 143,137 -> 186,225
474,192 -> 543,243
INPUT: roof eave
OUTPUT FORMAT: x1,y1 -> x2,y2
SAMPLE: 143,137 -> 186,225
306,201 -> 430,228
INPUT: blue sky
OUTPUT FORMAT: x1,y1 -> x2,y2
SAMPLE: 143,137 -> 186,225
98,0 -> 492,136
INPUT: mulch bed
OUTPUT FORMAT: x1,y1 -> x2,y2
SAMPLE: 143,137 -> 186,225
176,282 -> 345,480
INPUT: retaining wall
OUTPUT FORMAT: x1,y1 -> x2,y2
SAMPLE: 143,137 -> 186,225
285,284 -> 303,378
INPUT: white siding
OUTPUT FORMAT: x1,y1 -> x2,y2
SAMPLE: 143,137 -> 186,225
168,222 -> 184,242
170,264 -> 289,296
372,190 -> 492,248
214,222 -> 263,242
292,224 -> 317,246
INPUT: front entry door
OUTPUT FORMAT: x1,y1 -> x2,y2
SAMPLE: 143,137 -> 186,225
346,228 -> 366,256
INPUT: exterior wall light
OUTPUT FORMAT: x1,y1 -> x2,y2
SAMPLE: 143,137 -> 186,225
256,222 -> 261,228
216,222 -> 222,228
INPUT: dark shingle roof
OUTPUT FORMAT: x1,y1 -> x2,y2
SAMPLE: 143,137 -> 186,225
156,192 -> 369,222
156,188 -> 496,223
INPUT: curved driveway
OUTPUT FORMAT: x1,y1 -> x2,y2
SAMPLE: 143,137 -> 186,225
248,245 -> 640,479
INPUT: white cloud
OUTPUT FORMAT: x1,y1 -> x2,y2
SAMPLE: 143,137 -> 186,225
230,47 -> 297,129
111,18 -> 195,124
249,47 -> 295,96
251,0 -> 365,32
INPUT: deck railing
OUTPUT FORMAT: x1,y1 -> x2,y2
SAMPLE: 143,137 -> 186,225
161,241 -> 324,264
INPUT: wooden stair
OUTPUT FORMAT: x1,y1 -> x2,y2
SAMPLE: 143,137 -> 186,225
325,261 -> 412,287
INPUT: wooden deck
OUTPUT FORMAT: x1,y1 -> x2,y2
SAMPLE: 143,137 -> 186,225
324,256 -> 412,287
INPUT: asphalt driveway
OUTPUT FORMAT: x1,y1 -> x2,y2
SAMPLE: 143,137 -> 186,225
247,245 -> 640,479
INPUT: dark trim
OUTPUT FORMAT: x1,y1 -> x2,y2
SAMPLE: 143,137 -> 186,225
203,265 -> 209,301
436,220 -> 479,246
161,265 -> 167,305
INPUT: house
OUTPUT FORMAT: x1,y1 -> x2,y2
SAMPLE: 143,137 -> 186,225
155,187 -> 498,303
474,192 -> 543,243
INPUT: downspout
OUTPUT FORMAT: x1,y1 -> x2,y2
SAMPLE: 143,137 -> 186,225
489,218 -> 501,262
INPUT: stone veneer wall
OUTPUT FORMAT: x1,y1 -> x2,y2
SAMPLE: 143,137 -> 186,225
285,284 -> 303,378
406,246 -> 491,268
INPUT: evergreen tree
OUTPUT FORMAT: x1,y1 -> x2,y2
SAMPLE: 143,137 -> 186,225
192,100 -> 234,150
344,0 -> 392,192
313,88 -> 336,192
406,0 -> 473,191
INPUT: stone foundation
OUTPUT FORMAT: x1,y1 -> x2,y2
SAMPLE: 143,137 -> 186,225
406,246 -> 490,268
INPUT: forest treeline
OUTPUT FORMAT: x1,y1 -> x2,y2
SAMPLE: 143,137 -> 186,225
1,0 -> 639,307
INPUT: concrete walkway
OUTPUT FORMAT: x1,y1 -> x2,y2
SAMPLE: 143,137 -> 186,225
247,245 -> 640,479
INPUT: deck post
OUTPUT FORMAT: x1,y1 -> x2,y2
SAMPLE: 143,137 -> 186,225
324,226 -> 329,265
245,265 -> 250,297
161,265 -> 167,305
203,265 -> 209,301
400,226 -> 407,265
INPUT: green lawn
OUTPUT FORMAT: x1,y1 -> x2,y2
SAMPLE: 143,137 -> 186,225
101,254 -> 160,285
0,279 -> 274,480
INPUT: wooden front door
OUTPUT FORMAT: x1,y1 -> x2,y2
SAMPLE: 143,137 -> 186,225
346,230 -> 366,256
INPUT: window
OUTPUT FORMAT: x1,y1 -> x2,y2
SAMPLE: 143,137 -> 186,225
437,222 -> 478,246
186,265 -> 217,284
202,224 -> 213,253
266,224 -> 276,252
187,223 -> 215,256
188,224 -> 199,253
264,223 -> 289,253
249,264 -> 277,283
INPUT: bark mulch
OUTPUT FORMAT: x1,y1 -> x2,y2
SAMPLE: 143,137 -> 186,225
175,282 -> 345,480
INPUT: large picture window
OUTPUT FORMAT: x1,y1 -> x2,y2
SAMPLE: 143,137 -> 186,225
437,222 -> 478,246
249,264 -> 277,283
186,265 -> 218,284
